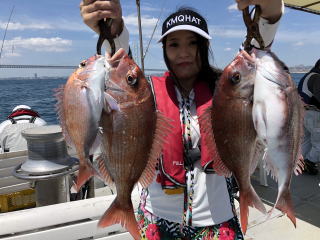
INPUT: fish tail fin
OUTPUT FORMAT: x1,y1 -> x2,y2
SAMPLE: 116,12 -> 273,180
274,188 -> 296,227
98,199 -> 140,240
73,160 -> 97,192
240,186 -> 266,234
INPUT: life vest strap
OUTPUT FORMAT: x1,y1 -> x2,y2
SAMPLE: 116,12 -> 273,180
7,109 -> 40,124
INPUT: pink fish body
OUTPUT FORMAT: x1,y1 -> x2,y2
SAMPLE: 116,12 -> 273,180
252,49 -> 304,227
208,50 -> 266,234
97,49 -> 171,240
56,55 -> 106,191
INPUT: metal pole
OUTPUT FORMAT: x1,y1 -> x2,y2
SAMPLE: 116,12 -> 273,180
0,6 -> 15,63
136,0 -> 144,73
35,177 -> 70,207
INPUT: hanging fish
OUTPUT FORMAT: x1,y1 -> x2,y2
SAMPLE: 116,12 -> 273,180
55,55 -> 107,191
252,48 -> 304,228
200,50 -> 267,234
97,49 -> 172,240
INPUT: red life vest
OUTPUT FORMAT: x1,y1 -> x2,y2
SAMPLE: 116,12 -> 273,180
151,72 -> 221,193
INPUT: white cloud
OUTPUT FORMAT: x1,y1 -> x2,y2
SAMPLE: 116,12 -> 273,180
207,24 -> 320,47
141,6 -> 163,12
124,15 -> 158,28
276,30 -> 320,45
227,3 -> 238,12
224,47 -> 232,51
210,25 -> 245,38
0,21 -> 53,30
3,52 -> 21,58
0,19 -> 90,32
293,41 -> 304,46
123,14 -> 162,41
5,37 -> 72,52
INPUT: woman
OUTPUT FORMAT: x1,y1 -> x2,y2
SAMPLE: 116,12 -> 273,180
80,0 -> 283,239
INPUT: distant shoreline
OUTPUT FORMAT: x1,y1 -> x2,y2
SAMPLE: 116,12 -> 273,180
0,76 -> 68,81
0,72 -> 307,81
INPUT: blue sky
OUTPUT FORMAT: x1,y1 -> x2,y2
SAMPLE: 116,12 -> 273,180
0,0 -> 319,78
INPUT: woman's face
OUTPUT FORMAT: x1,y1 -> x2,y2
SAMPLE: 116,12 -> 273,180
165,30 -> 201,81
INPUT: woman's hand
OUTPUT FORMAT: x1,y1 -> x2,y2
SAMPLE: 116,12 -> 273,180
236,0 -> 283,23
80,0 -> 123,35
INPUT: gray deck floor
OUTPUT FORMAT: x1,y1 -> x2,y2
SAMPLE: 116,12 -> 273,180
244,165 -> 320,240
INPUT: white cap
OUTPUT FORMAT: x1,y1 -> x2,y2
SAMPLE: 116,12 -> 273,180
158,9 -> 211,43
12,105 -> 31,112
158,24 -> 211,43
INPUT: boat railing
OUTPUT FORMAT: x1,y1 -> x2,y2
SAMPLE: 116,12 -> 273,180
0,187 -> 140,240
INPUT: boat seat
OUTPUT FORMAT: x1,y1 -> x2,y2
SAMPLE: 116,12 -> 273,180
0,186 -> 140,240
0,151 -> 32,195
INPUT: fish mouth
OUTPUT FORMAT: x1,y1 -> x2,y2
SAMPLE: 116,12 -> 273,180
239,50 -> 256,70
230,50 -> 256,76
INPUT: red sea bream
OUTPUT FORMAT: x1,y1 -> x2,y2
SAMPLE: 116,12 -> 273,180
97,49 -> 171,240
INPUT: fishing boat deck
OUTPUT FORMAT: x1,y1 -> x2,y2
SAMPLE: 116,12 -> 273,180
0,150 -> 319,239
244,166 -> 320,239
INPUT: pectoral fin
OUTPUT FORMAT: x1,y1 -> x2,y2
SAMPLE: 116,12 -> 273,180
104,93 -> 120,113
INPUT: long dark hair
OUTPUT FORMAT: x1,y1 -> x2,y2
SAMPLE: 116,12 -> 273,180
162,7 -> 221,92
312,58 -> 320,74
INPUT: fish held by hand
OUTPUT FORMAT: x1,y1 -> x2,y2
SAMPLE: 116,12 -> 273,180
97,49 -> 172,240
200,50 -> 266,234
252,49 -> 304,228
55,55 -> 107,191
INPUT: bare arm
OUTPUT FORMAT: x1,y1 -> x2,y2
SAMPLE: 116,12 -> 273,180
236,0 -> 283,23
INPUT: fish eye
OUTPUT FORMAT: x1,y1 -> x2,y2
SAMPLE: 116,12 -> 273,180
127,74 -> 138,86
79,60 -> 86,68
230,72 -> 241,84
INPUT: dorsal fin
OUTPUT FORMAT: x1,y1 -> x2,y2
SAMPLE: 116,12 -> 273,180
250,139 -> 266,175
138,111 -> 173,188
198,107 -> 231,177
54,85 -> 73,146
97,155 -> 114,186
294,153 -> 305,176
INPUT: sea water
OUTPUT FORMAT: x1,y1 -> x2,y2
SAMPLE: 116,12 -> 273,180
0,73 -> 305,124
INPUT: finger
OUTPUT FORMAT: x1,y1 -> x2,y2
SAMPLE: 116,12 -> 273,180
107,48 -> 126,64
82,0 -> 98,5
80,0 -> 97,9
82,10 -> 115,24
111,48 -> 126,61
84,1 -> 110,13
236,0 -> 259,10
82,1 -> 121,18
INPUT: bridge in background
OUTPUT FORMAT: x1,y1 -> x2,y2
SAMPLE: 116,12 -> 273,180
0,64 -> 165,72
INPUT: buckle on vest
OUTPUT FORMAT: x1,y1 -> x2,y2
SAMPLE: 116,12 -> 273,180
184,147 -> 201,170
